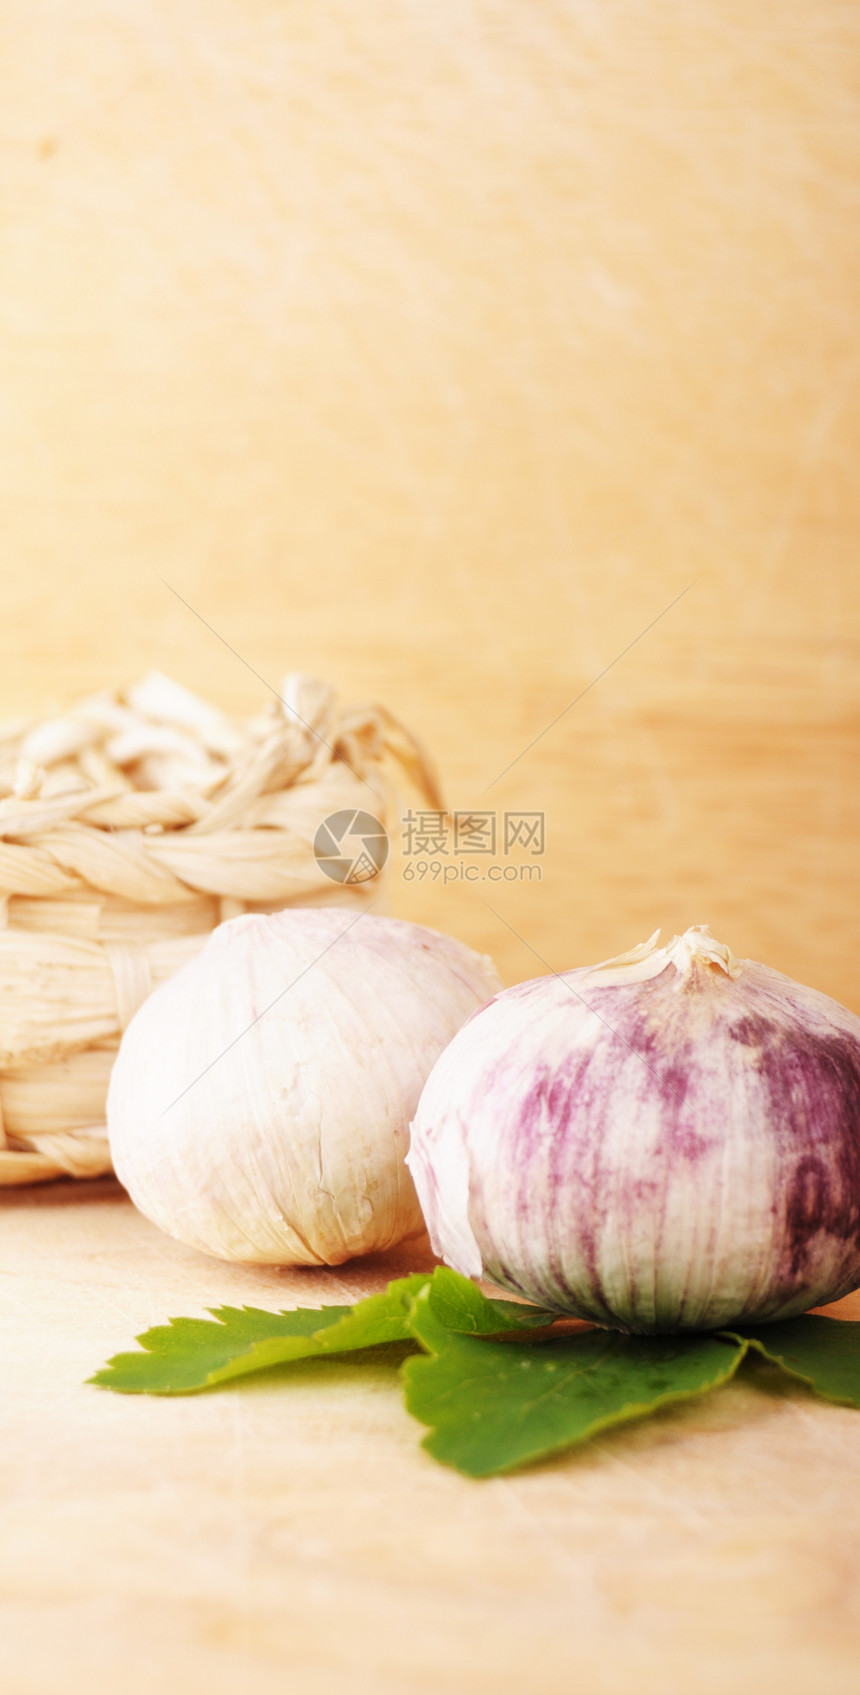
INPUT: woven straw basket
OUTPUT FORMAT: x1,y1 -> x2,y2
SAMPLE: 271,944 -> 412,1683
0,671 -> 440,1186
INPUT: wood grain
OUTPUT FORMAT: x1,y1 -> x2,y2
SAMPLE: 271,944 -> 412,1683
1,3 -> 859,1690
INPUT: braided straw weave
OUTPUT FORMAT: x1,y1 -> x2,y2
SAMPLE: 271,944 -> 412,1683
0,671 -> 441,1186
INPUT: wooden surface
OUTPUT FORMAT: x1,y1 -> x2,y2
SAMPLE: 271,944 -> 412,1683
2,3 -> 860,1691
4,1187 -> 860,1695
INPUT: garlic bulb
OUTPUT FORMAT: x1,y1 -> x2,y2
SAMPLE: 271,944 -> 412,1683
407,926 -> 860,1332
107,910 -> 502,1265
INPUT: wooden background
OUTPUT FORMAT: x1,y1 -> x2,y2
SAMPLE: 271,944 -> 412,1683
2,4 -> 859,1692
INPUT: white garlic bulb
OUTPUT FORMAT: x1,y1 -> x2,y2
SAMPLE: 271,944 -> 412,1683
407,925 -> 860,1332
107,909 -> 502,1265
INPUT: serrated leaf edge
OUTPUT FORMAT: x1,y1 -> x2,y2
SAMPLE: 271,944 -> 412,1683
403,1294 -> 752,1477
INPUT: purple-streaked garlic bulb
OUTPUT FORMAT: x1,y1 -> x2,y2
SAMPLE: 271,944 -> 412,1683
108,910 -> 501,1266
407,926 -> 860,1332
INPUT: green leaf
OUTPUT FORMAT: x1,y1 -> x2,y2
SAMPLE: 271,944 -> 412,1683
404,1281 -> 747,1477
424,1265 -> 561,1335
722,1315 -> 860,1407
89,1257 -> 860,1479
89,1272 -> 430,1395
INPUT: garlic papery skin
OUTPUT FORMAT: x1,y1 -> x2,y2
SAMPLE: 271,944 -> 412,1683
107,910 -> 501,1265
407,925 -> 860,1333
